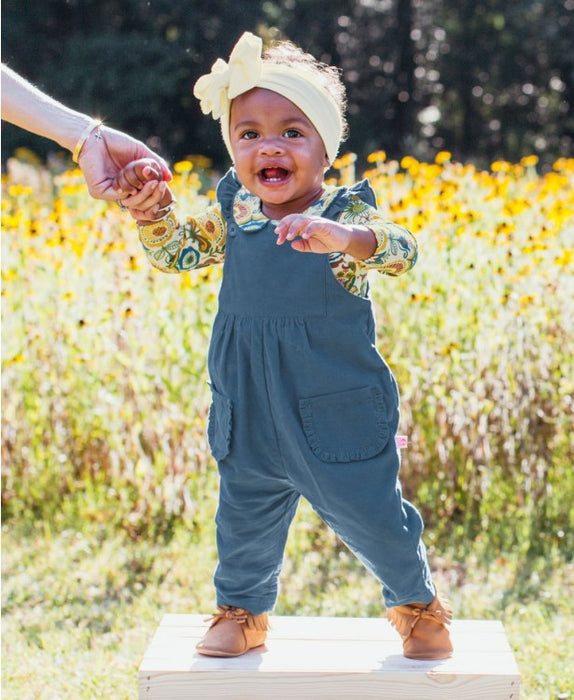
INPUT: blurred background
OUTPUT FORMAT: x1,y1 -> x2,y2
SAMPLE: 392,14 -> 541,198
2,0 -> 573,169
2,4 -> 573,698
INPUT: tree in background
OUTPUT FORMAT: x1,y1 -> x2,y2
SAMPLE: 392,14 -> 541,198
1,0 -> 572,168
431,0 -> 573,162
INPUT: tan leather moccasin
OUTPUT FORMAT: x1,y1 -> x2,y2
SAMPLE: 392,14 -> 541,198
387,594 -> 453,660
196,605 -> 269,657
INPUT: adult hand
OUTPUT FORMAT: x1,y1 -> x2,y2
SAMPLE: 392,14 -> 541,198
78,124 -> 172,201
1,65 -> 172,200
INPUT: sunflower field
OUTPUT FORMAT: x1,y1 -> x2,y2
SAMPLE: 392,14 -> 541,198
2,152 -> 573,698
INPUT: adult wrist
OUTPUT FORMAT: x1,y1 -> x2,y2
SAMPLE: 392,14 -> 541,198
49,111 -> 95,152
72,119 -> 103,163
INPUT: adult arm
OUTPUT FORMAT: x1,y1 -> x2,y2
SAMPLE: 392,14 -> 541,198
1,64 -> 171,200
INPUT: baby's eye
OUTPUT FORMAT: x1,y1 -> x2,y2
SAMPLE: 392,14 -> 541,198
240,130 -> 259,140
284,128 -> 302,138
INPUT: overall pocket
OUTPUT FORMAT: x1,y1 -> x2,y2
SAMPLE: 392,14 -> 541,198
207,385 -> 232,461
299,385 -> 389,463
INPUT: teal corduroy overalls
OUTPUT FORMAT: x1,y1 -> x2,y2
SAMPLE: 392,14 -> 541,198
206,170 -> 435,614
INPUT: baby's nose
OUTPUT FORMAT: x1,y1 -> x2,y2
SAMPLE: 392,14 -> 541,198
259,137 -> 284,155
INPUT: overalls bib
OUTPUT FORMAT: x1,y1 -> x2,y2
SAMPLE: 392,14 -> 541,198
207,170 -> 435,614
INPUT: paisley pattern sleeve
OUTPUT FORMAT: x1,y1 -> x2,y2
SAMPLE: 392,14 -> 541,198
137,206 -> 226,273
329,195 -> 418,297
360,216 -> 418,275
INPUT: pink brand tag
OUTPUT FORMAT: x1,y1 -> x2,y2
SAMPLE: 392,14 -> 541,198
395,435 -> 408,449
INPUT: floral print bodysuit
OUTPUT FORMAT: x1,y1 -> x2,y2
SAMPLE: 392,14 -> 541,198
137,171 -> 418,299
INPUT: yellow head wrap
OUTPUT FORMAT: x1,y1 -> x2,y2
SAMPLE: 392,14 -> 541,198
193,32 -> 343,164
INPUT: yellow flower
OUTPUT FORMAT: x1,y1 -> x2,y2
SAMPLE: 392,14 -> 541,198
3,353 -> 26,366
409,293 -> 434,303
333,152 -> 357,170
174,160 -> 194,174
552,157 -> 574,173
400,155 -> 419,170
7,184 -> 32,197
127,256 -> 142,271
554,250 -> 573,266
189,154 -> 213,169
491,160 -> 511,173
435,151 -> 451,165
520,155 -> 539,168
367,150 -> 387,164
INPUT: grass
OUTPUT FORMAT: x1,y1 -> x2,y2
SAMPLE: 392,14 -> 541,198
2,499 -> 573,699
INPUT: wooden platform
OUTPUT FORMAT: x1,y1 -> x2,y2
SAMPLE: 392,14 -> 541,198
139,614 -> 520,699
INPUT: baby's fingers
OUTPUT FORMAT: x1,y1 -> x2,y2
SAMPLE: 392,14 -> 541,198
119,180 -> 161,210
115,169 -> 142,196
275,214 -> 310,245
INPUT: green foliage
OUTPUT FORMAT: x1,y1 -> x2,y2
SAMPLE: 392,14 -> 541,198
2,156 -> 573,560
1,0 -> 572,166
435,0 -> 573,162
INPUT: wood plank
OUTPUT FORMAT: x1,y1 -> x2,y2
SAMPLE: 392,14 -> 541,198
152,615 -> 512,643
146,621 -> 512,647
139,673 -> 519,700
139,615 -> 520,699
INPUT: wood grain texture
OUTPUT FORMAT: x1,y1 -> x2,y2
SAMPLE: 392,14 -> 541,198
139,615 -> 520,699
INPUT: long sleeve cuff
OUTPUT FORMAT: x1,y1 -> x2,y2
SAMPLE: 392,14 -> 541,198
360,218 -> 418,276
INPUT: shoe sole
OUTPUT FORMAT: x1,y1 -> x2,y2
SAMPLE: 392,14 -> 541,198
196,643 -> 265,658
404,650 -> 454,660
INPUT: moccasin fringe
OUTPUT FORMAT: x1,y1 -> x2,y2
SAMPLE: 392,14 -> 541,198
206,605 -> 269,632
387,598 -> 452,642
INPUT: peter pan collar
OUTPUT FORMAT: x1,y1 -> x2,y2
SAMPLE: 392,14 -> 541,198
232,185 -> 339,233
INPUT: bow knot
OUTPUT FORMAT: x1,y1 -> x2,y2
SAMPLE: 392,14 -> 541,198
403,606 -> 450,639
206,605 -> 249,626
204,605 -> 269,631
194,32 -> 263,119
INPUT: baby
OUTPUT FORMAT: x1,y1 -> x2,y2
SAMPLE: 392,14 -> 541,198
115,32 -> 452,661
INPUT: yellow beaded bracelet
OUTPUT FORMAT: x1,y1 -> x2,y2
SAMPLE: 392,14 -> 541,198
72,119 -> 102,163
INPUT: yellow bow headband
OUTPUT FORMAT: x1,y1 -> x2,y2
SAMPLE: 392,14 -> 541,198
193,32 -> 343,164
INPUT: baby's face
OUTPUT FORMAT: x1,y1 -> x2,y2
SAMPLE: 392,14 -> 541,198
229,88 -> 329,220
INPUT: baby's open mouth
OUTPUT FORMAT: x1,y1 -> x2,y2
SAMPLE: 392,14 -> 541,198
260,167 -> 290,182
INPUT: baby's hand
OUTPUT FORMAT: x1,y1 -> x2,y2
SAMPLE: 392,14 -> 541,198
125,182 -> 175,224
275,214 -> 377,259
113,157 -> 162,196
115,158 -> 175,224
275,215 -> 352,254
